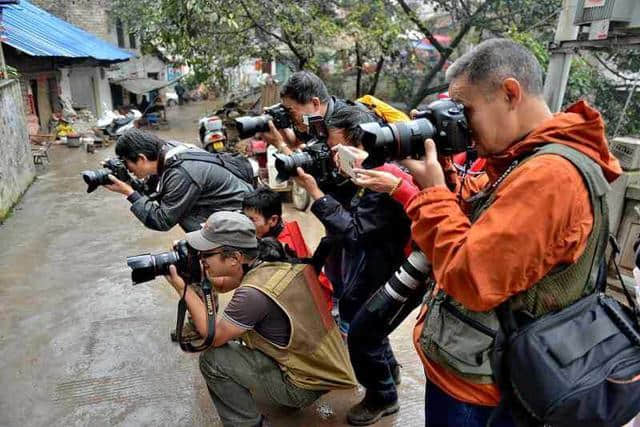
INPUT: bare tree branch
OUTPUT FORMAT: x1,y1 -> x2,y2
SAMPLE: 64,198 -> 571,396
396,0 -> 448,55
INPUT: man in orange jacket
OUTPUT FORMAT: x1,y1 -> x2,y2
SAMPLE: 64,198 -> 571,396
402,39 -> 622,426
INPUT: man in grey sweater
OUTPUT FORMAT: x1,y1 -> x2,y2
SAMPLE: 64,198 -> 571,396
104,129 -> 253,232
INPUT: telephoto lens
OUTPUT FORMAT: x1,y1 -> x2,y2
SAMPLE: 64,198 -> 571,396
272,142 -> 334,183
273,152 -> 314,181
364,250 -> 432,330
235,103 -> 292,139
126,240 -> 202,285
357,99 -> 470,166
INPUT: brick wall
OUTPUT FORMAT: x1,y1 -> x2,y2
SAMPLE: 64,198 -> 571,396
0,80 -> 36,221
29,0 -> 115,44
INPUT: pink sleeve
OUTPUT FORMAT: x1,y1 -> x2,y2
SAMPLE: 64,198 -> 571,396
374,163 -> 420,208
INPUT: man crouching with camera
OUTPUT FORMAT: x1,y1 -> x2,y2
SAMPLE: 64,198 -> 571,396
163,211 -> 356,427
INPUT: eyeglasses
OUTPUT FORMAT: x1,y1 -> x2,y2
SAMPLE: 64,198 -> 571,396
199,249 -> 225,259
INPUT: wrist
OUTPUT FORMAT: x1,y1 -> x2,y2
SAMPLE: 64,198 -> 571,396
388,177 -> 402,196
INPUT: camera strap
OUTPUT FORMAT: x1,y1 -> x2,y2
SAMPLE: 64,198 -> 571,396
175,279 -> 216,352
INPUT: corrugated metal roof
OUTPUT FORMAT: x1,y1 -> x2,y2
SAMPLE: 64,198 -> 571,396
0,0 -> 133,62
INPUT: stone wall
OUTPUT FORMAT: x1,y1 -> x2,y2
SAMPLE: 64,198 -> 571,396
0,80 -> 36,221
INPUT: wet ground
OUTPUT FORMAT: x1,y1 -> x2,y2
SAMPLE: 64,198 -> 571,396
0,101 -> 425,426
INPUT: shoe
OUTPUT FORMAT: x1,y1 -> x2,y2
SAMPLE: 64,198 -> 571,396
347,391 -> 399,426
391,363 -> 402,386
170,321 -> 202,343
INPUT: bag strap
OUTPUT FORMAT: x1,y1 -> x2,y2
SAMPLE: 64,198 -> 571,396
172,151 -> 253,184
608,235 -> 640,323
176,279 -> 216,352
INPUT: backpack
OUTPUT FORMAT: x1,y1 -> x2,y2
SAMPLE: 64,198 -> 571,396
172,151 -> 255,187
356,95 -> 410,123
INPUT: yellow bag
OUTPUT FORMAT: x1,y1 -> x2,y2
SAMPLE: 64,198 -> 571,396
356,95 -> 410,123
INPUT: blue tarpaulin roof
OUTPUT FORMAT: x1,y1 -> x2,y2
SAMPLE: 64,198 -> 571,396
0,0 -> 133,62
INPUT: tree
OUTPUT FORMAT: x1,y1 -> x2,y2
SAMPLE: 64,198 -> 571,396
395,0 -> 563,108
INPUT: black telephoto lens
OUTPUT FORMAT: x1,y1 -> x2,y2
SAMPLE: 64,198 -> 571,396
274,152 -> 314,181
235,115 -> 270,139
126,251 -> 179,284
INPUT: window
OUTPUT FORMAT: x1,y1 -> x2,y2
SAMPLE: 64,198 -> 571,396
129,32 -> 137,49
116,18 -> 125,48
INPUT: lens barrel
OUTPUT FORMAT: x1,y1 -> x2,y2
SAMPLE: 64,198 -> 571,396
274,152 -> 314,181
81,168 -> 112,193
235,115 -> 270,139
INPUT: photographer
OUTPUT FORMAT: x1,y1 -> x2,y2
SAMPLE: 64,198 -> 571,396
104,129 -> 253,232
292,106 -> 413,425
164,211 -> 356,427
401,39 -> 622,426
258,70 -> 359,155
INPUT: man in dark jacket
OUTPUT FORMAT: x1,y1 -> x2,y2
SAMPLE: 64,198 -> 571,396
292,106 -> 411,425
104,129 -> 253,232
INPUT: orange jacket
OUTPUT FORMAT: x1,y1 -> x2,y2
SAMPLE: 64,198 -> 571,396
407,101 -> 622,406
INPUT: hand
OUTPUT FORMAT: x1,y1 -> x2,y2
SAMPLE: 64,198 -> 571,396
399,139 -> 446,190
257,121 -> 288,151
292,167 -> 324,200
104,174 -> 134,196
351,168 -> 401,193
164,265 -> 186,294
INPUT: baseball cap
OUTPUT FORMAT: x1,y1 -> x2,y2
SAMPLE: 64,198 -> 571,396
186,211 -> 258,251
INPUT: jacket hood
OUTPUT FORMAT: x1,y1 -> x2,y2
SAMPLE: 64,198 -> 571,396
487,100 -> 622,183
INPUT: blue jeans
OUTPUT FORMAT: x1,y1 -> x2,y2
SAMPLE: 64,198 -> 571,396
425,382 -> 515,427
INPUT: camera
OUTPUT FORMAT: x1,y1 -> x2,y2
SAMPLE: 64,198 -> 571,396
358,99 -> 471,166
272,115 -> 338,184
126,239 -> 202,285
273,141 -> 336,183
365,250 -> 432,328
235,103 -> 292,139
81,157 -> 132,193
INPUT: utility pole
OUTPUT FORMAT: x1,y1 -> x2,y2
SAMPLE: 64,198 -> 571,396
543,0 -> 579,112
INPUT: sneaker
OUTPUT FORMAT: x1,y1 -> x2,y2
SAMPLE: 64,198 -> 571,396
170,321 -> 202,343
347,391 -> 399,426
391,363 -> 402,386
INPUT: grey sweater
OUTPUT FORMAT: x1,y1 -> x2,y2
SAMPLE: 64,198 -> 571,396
127,144 -> 253,232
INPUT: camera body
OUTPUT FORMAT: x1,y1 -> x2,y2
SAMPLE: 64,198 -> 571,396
272,115 -> 339,185
81,157 -> 132,193
126,239 -> 202,285
273,141 -> 335,184
235,103 -> 292,139
358,99 -> 471,167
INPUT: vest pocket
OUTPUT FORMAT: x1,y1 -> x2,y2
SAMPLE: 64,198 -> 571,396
421,294 -> 499,379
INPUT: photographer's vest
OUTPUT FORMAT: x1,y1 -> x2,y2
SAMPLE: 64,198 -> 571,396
239,262 -> 357,391
417,144 -> 610,384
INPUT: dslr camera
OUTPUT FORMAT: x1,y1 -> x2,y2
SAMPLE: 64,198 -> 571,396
358,99 -> 471,166
126,239 -> 202,285
81,157 -> 132,193
235,103 -> 292,139
272,116 -> 339,185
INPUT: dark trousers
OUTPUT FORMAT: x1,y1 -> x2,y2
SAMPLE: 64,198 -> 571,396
347,283 -> 425,404
425,382 -> 515,427
348,305 -> 399,403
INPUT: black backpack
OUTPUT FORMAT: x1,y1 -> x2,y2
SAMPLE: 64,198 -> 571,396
173,151 -> 255,187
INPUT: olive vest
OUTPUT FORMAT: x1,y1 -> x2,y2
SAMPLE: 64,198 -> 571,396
419,144 -> 611,384
240,262 -> 357,391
